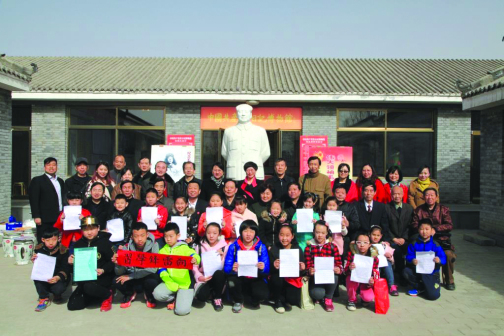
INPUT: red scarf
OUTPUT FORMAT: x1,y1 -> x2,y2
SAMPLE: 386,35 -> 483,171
240,177 -> 257,199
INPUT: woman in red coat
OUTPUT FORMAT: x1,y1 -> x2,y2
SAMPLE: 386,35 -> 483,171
355,164 -> 386,202
331,163 -> 358,203
383,165 -> 409,204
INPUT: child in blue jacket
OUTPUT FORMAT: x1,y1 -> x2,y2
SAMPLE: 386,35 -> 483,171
224,219 -> 269,313
404,218 -> 446,300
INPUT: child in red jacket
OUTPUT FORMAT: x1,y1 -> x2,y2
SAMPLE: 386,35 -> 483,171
197,192 -> 233,241
53,192 -> 91,248
137,188 -> 169,240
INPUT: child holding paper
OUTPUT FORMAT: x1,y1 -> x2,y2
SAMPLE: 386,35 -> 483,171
108,194 -> 134,247
321,196 -> 349,255
269,225 -> 305,313
170,196 -> 197,247
224,220 -> 270,313
53,192 -> 91,248
67,216 -> 115,312
137,188 -> 169,240
258,199 -> 288,249
193,222 -> 229,311
344,233 -> 380,311
292,192 -> 320,251
304,221 -> 342,312
231,195 -> 258,242
32,227 -> 72,312
152,223 -> 200,316
404,219 -> 446,300
369,225 -> 398,296
197,192 -> 233,241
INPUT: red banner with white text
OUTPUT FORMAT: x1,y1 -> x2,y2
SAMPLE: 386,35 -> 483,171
117,249 -> 193,270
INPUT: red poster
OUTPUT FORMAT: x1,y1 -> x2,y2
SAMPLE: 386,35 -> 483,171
300,136 -> 328,175
308,146 -> 353,182
117,249 -> 193,270
166,134 -> 195,146
201,107 -> 302,130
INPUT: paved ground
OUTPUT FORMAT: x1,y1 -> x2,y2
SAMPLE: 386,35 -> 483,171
1,230 -> 503,336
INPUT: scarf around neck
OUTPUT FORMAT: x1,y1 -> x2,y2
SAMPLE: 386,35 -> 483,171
417,178 -> 431,192
211,175 -> 224,188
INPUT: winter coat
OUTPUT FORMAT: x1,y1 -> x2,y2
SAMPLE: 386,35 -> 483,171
304,238 -> 343,274
258,210 -> 288,248
110,183 -> 142,200
269,241 -> 305,288
408,179 -> 440,209
356,178 -> 387,203
34,243 -> 71,282
192,239 -> 229,291
115,232 -> 159,279
292,210 -> 320,251
405,236 -> 446,274
53,208 -> 92,247
137,205 -> 169,240
197,208 -> 233,241
412,203 -> 453,246
344,242 -> 380,280
224,237 -> 270,277
383,183 -> 409,204
64,174 -> 91,195
83,197 -> 114,230
108,209 -> 134,244
173,176 -> 202,201
331,179 -> 359,203
73,232 -> 115,284
299,172 -> 332,207
169,207 -> 197,247
158,241 -> 200,292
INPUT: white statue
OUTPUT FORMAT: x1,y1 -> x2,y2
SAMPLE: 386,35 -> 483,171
221,104 -> 270,180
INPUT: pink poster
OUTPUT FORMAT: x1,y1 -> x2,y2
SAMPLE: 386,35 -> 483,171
300,136 -> 328,175
308,147 -> 353,182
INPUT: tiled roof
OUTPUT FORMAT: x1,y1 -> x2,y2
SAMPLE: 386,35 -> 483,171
461,66 -> 504,98
9,57 -> 504,96
0,57 -> 32,83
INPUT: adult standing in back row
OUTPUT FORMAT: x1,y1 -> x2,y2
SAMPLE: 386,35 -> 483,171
29,157 -> 66,243
299,156 -> 332,207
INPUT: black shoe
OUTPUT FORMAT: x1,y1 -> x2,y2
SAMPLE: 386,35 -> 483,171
446,283 -> 456,291
212,298 -> 223,312
249,301 -> 261,310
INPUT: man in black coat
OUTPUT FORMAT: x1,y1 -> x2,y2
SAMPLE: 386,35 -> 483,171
268,158 -> 295,202
65,157 -> 91,195
355,183 -> 390,242
120,181 -> 144,220
385,185 -> 414,276
132,156 -> 153,200
148,161 -> 174,200
173,161 -> 202,200
29,157 -> 66,243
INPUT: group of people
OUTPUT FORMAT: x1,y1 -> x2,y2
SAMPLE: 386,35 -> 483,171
28,154 -> 455,314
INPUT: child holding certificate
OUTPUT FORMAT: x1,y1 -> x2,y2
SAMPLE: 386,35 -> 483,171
404,219 -> 446,300
32,228 -> 71,312
321,196 -> 349,255
137,188 -> 169,240
193,222 -> 229,311
291,193 -> 320,251
304,221 -> 342,312
53,192 -> 91,248
344,233 -> 380,311
170,196 -> 197,247
369,225 -> 398,296
224,220 -> 269,313
269,225 -> 305,313
197,192 -> 233,241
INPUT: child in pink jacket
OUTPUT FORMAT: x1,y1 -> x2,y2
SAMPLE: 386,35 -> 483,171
193,222 -> 229,312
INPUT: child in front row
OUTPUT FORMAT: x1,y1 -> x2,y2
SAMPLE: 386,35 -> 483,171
53,192 -> 91,248
269,225 -> 305,314
305,221 -> 342,312
193,222 -> 229,311
404,218 -> 446,301
344,233 -> 380,311
67,216 -> 115,312
152,223 -> 200,316
224,220 -> 270,313
369,225 -> 398,296
292,192 -> 320,251
32,227 -> 71,312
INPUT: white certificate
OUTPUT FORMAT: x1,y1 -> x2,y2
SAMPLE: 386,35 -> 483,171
280,249 -> 299,278
373,244 -> 389,268
325,210 -> 342,233
201,251 -> 223,277
63,205 -> 82,231
171,216 -> 188,240
416,251 -> 436,274
31,254 -> 56,281
350,254 -> 374,284
206,207 -> 224,226
107,218 -> 124,242
141,207 -> 158,230
237,250 -> 258,277
314,256 -> 335,284
296,209 -> 314,233
234,220 -> 243,237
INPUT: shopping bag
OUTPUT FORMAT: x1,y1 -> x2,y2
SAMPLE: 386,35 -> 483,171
301,276 -> 314,310
374,278 -> 389,314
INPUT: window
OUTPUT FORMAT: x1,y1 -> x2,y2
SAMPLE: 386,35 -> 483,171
68,107 -> 165,175
337,109 -> 434,177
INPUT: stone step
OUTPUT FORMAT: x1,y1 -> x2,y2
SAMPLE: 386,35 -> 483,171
463,233 -> 496,246
478,230 -> 504,248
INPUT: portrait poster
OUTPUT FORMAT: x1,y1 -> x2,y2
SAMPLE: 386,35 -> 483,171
150,145 -> 195,182
308,146 -> 353,182
300,136 -> 328,176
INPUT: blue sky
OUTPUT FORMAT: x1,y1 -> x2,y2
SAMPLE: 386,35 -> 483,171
1,0 -> 503,58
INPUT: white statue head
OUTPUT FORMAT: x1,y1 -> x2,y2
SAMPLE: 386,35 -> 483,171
236,104 -> 253,124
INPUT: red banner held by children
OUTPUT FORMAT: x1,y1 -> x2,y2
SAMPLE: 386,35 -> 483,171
117,250 -> 193,270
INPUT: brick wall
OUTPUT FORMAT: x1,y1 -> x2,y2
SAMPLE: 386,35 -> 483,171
165,103 -> 201,179
0,89 -> 12,222
301,104 -> 337,146
436,108 -> 471,204
480,109 -> 504,235
31,104 -> 67,179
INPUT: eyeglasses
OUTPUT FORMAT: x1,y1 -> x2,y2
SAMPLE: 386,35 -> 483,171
339,170 -> 349,173
356,241 -> 370,245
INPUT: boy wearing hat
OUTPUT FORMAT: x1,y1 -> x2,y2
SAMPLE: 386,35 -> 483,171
65,157 -> 91,195
67,216 -> 115,312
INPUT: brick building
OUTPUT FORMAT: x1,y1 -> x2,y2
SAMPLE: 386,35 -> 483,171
6,57 -> 504,223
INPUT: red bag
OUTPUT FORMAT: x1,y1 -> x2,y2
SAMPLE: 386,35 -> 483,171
374,278 -> 390,314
